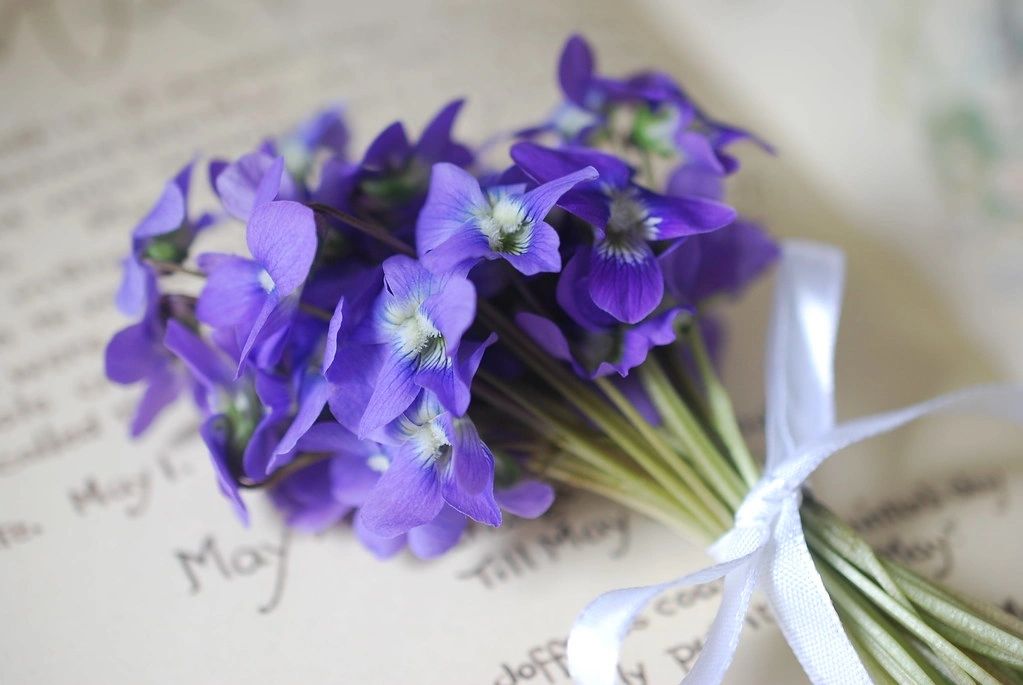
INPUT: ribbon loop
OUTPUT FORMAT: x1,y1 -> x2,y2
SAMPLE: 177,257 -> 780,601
568,240 -> 1023,685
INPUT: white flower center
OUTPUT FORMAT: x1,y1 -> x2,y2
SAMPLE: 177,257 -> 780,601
599,188 -> 661,264
475,194 -> 532,254
382,298 -> 446,366
257,268 -> 276,293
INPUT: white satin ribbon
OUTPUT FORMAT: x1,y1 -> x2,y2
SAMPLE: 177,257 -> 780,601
568,240 -> 1023,685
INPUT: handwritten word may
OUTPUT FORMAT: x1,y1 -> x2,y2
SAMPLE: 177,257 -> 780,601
67,453 -> 191,518
174,532 -> 290,614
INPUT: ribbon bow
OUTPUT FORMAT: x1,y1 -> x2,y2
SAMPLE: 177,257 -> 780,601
567,240 -> 1023,685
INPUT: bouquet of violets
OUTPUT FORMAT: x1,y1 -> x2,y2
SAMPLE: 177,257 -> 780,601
106,35 -> 1023,685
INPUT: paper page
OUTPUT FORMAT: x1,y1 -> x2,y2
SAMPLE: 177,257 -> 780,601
1,2 -> 1020,683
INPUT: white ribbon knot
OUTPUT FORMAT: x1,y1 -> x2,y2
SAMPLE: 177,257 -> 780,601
567,240 -> 1023,685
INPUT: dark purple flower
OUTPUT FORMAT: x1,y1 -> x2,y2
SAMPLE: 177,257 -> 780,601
324,255 -> 493,437
659,219 -> 779,304
270,422 -> 383,532
116,160 -> 213,317
416,162 -> 597,276
359,394 -> 501,537
511,142 -> 734,323
356,99 -> 473,209
278,105 -> 350,176
196,197 -> 318,372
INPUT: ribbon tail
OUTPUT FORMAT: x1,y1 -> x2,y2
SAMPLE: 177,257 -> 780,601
763,498 -> 871,684
568,551 -> 759,685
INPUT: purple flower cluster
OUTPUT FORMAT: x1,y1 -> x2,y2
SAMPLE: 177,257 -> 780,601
106,35 -> 776,559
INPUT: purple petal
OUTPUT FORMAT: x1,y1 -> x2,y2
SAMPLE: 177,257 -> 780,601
312,157 -> 358,207
416,162 -> 486,255
129,366 -> 183,437
252,155 -> 288,209
615,307 -> 684,375
236,293 -> 283,375
406,506 -> 467,559
163,319 -> 233,389
504,220 -> 561,275
359,350 -> 420,437
422,274 -> 476,349
415,99 -> 471,166
272,375 -> 331,459
675,130 -> 726,174
441,472 -> 501,527
420,225 -> 492,275
292,105 -> 349,157
199,415 -> 249,525
516,313 -> 574,366
195,253 -> 267,328
296,421 -> 366,453
115,256 -> 153,318
363,122 -> 411,171
587,245 -> 663,324
359,446 -> 444,538
133,161 -> 190,239
520,166 -> 598,224
558,35 -> 595,106
640,189 -> 735,238
331,452 -> 383,506
326,343 -> 386,434
270,460 -> 350,532
451,418 -> 494,495
455,333 -> 497,397
354,510 -> 407,559
105,322 -> 162,384
666,163 -> 725,201
214,152 -> 285,221
556,248 -> 616,330
495,480 -> 555,519
380,254 -> 432,304
246,200 -> 317,296
322,296 -> 345,372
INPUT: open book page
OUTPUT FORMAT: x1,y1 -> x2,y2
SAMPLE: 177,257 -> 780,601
1,2 -> 1020,683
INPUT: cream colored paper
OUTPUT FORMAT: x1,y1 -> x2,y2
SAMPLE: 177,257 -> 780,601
0,2 -> 1020,683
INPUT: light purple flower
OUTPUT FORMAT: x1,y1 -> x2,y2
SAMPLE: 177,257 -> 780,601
325,255 -> 493,437
359,394 -> 501,537
416,163 -> 597,276
196,198 -> 318,372
210,152 -> 299,222
659,219 -> 779,304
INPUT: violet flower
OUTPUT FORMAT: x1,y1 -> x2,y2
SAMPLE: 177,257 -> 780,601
659,219 -> 780,304
105,276 -> 189,436
116,160 -> 213,317
416,162 -> 597,276
196,178 -> 318,372
359,394 -> 501,537
325,255 -> 493,437
511,142 -> 734,323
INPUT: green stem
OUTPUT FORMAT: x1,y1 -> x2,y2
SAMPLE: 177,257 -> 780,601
684,322 -> 761,489
637,357 -> 747,511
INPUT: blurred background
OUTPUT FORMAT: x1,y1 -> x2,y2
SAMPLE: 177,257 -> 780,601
0,1 -> 1020,683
